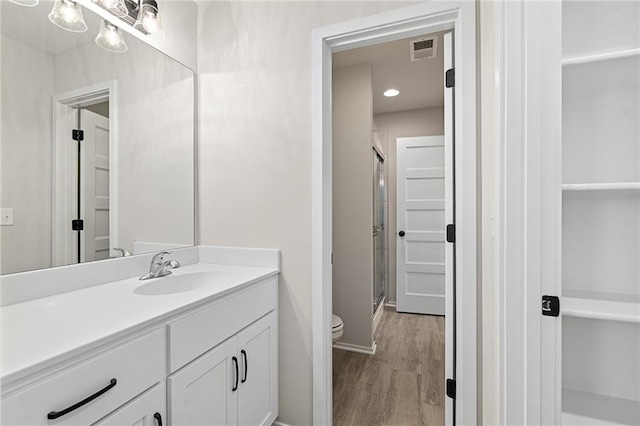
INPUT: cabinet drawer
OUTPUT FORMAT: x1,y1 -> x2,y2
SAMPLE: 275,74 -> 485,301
169,277 -> 277,372
1,329 -> 165,426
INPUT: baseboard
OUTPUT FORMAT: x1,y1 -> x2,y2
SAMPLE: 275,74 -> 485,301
385,301 -> 397,308
272,421 -> 293,426
333,341 -> 377,355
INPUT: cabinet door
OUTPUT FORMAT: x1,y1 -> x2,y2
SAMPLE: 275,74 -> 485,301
237,312 -> 278,426
168,337 -> 238,426
93,383 -> 165,426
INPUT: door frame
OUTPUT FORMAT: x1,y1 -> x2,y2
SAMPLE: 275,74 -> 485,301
52,81 -> 118,266
311,2 -> 477,425
496,1 -> 562,424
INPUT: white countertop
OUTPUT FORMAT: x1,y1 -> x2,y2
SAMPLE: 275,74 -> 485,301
0,262 -> 279,385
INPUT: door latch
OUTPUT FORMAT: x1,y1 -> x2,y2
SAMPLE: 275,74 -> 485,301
542,295 -> 560,317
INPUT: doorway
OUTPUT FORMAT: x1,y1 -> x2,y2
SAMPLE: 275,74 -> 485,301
311,3 -> 477,425
330,28 -> 452,424
52,81 -> 118,267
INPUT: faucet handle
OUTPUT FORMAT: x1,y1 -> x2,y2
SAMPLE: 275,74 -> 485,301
151,251 -> 171,265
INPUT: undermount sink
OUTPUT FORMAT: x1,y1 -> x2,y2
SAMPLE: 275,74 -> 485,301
134,271 -> 236,295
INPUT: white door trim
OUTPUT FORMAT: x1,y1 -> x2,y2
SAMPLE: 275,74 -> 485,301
497,1 -> 562,424
52,80 -> 118,266
311,3 -> 477,425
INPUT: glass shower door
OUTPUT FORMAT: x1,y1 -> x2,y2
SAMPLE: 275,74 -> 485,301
373,150 -> 386,312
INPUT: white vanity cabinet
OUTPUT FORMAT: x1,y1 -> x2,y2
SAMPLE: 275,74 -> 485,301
168,312 -> 278,426
94,383 -> 166,426
1,267 -> 279,426
1,329 -> 166,426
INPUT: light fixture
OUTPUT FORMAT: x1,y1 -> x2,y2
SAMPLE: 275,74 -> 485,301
48,0 -> 87,33
93,0 -> 128,18
8,0 -> 39,7
133,0 -> 163,37
383,89 -> 400,97
95,20 -> 128,53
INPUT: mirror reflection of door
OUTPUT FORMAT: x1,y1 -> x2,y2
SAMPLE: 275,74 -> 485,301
79,106 -> 110,262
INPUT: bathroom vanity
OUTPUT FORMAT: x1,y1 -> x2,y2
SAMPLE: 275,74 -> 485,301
0,246 -> 280,426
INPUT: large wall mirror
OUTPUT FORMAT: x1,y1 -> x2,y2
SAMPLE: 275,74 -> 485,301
1,0 -> 195,275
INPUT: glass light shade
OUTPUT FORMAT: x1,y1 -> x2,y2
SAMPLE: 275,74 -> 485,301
95,20 -> 128,53
133,0 -> 162,36
94,0 -> 128,18
8,0 -> 39,7
48,0 -> 87,33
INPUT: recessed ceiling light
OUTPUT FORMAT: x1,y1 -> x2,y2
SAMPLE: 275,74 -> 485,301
383,89 -> 399,97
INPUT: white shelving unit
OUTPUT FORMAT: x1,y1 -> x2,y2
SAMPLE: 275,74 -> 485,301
561,1 -> 640,424
562,182 -> 640,192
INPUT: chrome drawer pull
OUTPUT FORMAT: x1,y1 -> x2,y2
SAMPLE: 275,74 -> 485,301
47,378 -> 117,420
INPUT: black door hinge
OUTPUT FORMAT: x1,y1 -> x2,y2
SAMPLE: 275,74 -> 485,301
446,224 -> 455,243
445,68 -> 455,88
72,219 -> 84,231
72,129 -> 84,142
446,378 -> 456,399
542,295 -> 560,317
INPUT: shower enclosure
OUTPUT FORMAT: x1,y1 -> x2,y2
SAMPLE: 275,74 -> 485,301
373,149 -> 386,312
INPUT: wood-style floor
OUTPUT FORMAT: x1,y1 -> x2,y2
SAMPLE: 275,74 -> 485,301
333,307 -> 445,426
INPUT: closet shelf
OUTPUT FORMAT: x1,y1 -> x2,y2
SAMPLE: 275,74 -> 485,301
563,296 -> 640,324
562,182 -> 640,192
562,48 -> 640,66
562,388 -> 640,426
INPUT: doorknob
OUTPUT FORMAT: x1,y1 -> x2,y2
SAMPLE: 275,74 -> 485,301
399,231 -> 405,237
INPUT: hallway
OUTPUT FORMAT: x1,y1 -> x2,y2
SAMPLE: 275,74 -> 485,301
333,307 -> 445,425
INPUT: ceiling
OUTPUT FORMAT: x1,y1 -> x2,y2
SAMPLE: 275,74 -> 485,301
1,0 -> 102,56
333,31 -> 446,115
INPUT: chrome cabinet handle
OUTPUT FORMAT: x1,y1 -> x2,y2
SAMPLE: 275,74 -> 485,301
47,378 -> 117,420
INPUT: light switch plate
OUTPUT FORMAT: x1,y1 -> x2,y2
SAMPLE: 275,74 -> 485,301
1,208 -> 14,226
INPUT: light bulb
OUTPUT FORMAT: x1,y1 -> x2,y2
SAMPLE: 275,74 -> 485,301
104,28 -> 121,46
95,20 -> 128,53
61,2 -> 79,23
141,10 -> 159,34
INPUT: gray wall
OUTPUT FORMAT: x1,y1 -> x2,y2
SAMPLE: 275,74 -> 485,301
373,107 -> 445,304
195,2 -> 420,424
332,64 -> 374,350
0,36 -> 54,274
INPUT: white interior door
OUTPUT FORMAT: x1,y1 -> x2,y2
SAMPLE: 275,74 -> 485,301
80,109 -> 110,262
396,135 -> 448,315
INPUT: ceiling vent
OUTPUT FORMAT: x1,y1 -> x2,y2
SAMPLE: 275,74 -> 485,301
410,36 -> 437,62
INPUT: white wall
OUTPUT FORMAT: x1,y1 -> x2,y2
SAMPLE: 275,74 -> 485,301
332,64 -> 374,350
0,35 -> 54,274
54,37 -> 195,255
196,2 -> 423,424
373,107 -> 444,304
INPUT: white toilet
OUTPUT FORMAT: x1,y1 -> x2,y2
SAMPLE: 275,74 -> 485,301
332,314 -> 344,343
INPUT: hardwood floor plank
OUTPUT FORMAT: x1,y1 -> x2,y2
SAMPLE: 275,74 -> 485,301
333,308 -> 445,425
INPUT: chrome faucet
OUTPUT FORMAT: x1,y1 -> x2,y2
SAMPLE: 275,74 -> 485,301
139,251 -> 180,280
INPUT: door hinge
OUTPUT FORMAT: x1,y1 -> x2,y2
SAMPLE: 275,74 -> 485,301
446,224 -> 455,243
445,68 -> 455,88
331,253 -> 334,265
72,219 -> 84,231
72,129 -> 84,142
542,295 -> 560,317
446,378 -> 456,399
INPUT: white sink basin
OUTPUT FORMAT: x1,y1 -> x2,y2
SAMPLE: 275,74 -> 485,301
134,271 -> 236,295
